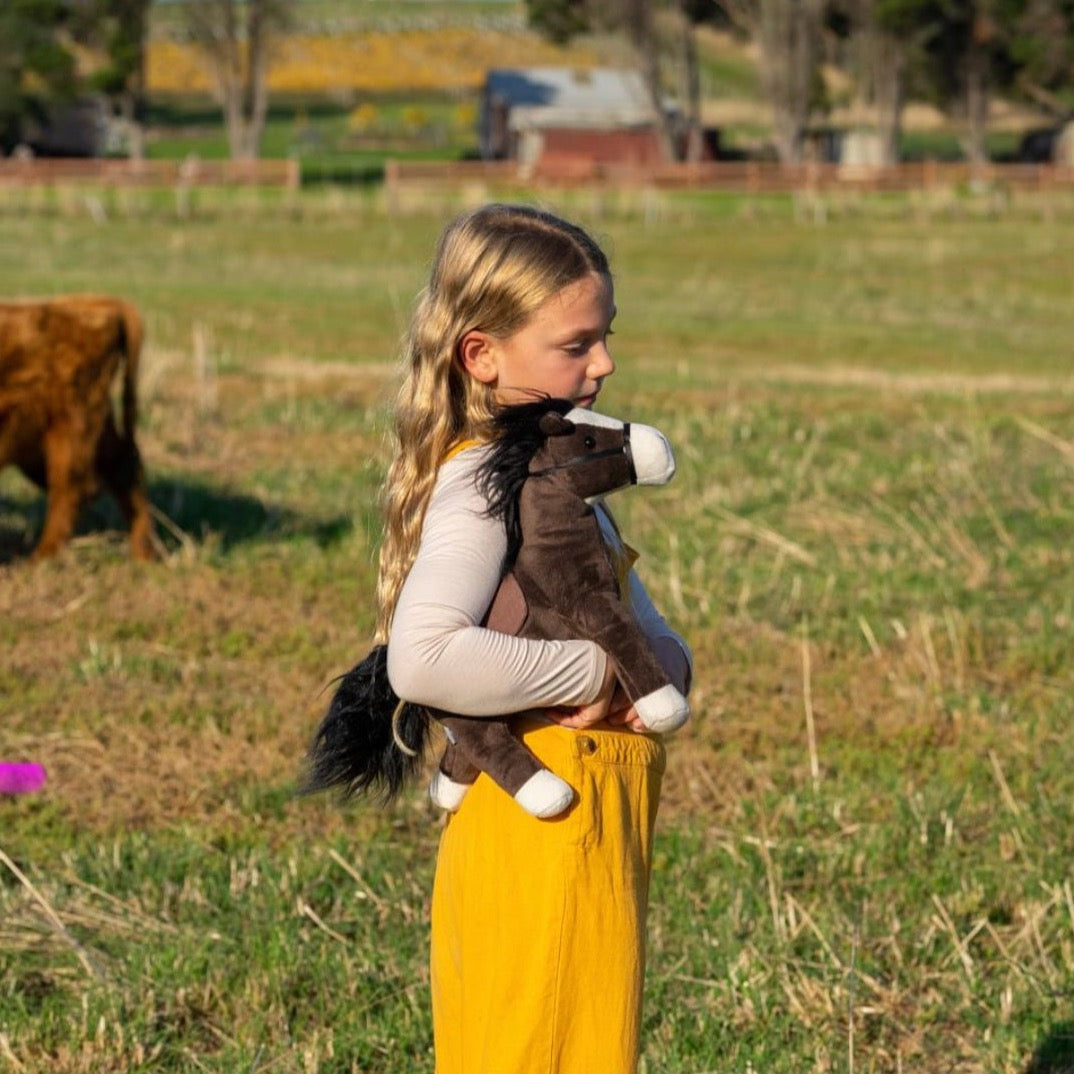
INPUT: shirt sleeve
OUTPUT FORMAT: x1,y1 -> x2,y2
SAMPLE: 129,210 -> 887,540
386,448 -> 607,716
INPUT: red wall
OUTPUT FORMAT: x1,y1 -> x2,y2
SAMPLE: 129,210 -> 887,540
535,127 -> 667,172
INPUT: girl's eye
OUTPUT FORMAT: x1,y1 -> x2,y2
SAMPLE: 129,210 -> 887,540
583,436 -> 597,449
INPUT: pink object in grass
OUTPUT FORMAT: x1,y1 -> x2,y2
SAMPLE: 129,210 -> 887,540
0,763 -> 47,795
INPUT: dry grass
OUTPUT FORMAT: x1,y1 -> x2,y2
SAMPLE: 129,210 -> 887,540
1,193 -> 1072,1072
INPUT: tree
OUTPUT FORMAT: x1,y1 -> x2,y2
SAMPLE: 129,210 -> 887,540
624,0 -> 678,157
719,0 -> 828,164
70,0 -> 152,159
830,1 -> 898,165
913,2 -> 999,164
1009,0 -> 1074,116
858,5 -> 910,163
844,1 -> 1033,164
0,0 -> 78,155
183,0 -> 294,161
827,0 -> 936,165
679,0 -> 725,160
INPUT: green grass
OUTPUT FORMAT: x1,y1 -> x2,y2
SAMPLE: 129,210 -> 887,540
144,95 -> 480,183
1,188 -> 1073,1073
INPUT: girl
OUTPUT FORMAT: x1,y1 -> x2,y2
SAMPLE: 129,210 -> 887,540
379,203 -> 692,1074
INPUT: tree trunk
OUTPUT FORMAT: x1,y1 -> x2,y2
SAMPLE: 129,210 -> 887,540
239,0 -> 268,159
678,0 -> 704,162
758,0 -> 823,165
875,45 -> 904,166
958,30 -> 991,165
868,26 -> 905,166
628,0 -> 676,161
120,91 -> 145,161
222,43 -> 245,161
119,2 -> 149,162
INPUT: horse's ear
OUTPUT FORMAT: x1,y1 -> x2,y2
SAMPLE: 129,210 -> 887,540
538,412 -> 575,437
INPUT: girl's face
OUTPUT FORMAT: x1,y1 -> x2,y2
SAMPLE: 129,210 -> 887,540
461,272 -> 616,409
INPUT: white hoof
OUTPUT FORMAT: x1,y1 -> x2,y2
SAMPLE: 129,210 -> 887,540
429,770 -> 471,812
634,684 -> 690,734
514,770 -> 574,818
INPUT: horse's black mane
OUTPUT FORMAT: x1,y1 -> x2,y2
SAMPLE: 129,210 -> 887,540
476,397 -> 574,566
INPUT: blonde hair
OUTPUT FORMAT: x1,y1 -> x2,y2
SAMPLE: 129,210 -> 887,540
375,203 -> 610,641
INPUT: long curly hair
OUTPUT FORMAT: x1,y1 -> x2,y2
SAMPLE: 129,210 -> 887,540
374,204 -> 610,641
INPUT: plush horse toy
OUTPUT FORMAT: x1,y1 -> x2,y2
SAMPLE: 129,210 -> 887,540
302,398 -> 689,819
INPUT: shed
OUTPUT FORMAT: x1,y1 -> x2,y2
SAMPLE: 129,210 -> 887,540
1018,121 -> 1074,166
481,67 -> 671,171
21,96 -> 109,158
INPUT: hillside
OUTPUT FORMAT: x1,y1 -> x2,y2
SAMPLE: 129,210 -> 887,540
147,29 -> 601,97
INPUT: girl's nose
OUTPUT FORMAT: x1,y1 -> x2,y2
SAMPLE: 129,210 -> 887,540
588,343 -> 615,380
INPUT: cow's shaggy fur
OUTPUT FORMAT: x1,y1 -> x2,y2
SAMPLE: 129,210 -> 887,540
0,294 -> 155,560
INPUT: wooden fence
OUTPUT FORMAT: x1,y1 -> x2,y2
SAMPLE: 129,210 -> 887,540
384,158 -> 1074,195
2,156 -> 1071,196
0,158 -> 301,190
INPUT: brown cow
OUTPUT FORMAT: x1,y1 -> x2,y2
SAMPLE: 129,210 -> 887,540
0,295 -> 155,560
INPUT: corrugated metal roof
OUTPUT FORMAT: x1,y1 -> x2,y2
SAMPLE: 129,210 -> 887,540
485,67 -> 658,130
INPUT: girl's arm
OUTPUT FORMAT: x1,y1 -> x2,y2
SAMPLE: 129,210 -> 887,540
386,450 -> 608,715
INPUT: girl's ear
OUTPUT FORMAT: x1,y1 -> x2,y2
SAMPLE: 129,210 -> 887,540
538,412 -> 575,437
458,331 -> 498,384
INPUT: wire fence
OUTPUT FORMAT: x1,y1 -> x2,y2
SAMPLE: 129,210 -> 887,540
384,158 -> 1074,194
0,158 -> 301,190
3,156 -> 1072,200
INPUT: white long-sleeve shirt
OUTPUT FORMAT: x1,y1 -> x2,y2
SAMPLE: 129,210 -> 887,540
387,445 -> 692,716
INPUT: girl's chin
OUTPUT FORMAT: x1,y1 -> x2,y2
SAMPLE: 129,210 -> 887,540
493,389 -> 597,408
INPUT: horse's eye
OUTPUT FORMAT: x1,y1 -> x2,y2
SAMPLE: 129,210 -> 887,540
583,436 -> 597,449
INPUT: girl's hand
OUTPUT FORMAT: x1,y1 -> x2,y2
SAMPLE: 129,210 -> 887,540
545,654 -> 618,729
605,684 -> 649,733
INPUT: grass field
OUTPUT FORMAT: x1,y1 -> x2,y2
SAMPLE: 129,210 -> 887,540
1,187 -> 1073,1073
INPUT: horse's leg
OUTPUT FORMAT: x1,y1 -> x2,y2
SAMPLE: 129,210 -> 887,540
571,593 -> 690,733
435,715 -> 574,818
428,721 -> 481,812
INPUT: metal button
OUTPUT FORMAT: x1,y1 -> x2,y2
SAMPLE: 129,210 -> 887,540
578,736 -> 597,755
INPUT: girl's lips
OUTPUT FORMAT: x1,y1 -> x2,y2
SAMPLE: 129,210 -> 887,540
574,393 -> 598,408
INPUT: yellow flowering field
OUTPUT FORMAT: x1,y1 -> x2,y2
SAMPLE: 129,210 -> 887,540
147,31 -> 597,95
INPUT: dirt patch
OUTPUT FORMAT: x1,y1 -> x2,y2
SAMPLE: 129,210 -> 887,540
741,364 -> 1074,397
2,556 -> 1028,839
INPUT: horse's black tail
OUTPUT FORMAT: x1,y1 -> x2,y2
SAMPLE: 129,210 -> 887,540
300,644 -> 430,801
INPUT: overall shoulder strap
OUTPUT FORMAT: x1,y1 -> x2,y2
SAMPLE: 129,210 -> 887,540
440,438 -> 482,465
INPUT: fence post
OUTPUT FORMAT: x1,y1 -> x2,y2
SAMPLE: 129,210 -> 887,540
384,158 -> 400,216
286,157 -> 301,191
924,158 -> 936,192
